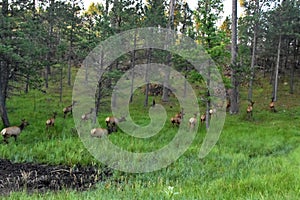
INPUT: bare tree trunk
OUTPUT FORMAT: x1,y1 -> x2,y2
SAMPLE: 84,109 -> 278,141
67,36 -> 73,86
0,0 -> 11,127
162,0 -> 175,102
248,0 -> 259,102
144,49 -> 151,107
95,50 -> 104,115
95,81 -> 102,116
2,0 -> 9,15
0,62 -> 10,127
129,30 -> 137,103
289,62 -> 295,94
205,64 -> 211,129
67,0 -> 75,86
59,65 -> 63,103
0,95 -> 10,127
25,73 -> 30,93
273,35 -> 281,101
45,66 -> 50,88
230,0 -> 239,114
162,55 -> 171,102
45,0 -> 55,88
290,39 -> 298,94
183,74 -> 187,98
112,86 -> 117,108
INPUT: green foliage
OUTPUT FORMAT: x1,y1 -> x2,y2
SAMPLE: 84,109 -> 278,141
1,0 -> 300,197
1,74 -> 300,199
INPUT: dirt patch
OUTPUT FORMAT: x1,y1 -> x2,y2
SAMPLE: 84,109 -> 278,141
0,159 -> 112,195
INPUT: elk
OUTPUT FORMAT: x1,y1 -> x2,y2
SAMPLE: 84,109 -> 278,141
1,119 -> 29,144
170,116 -> 181,126
170,111 -> 184,126
200,108 -> 215,125
246,100 -> 255,119
90,126 -> 113,138
188,113 -> 198,130
200,113 -> 206,124
209,108 -> 216,115
81,108 -> 94,122
270,97 -> 277,112
105,116 -> 126,132
46,112 -> 57,128
63,101 -> 77,118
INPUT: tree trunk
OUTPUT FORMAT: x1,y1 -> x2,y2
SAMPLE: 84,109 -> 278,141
183,74 -> 187,98
289,62 -> 295,94
0,1 -> 11,127
162,55 -> 171,102
95,50 -> 104,116
162,0 -> 175,102
2,0 -> 9,16
45,66 -> 49,88
144,48 -> 151,107
0,95 -> 10,127
230,0 -> 239,114
205,63 -> 211,129
25,73 -> 30,93
45,0 -> 55,88
60,66 -> 63,103
273,35 -> 281,101
67,35 -> 73,86
248,0 -> 259,102
112,86 -> 117,108
129,67 -> 135,103
95,81 -> 102,116
0,62 -> 10,127
129,30 -> 137,103
67,0 -> 75,86
290,39 -> 298,94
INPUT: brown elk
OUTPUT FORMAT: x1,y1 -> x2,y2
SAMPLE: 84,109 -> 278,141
246,100 -> 255,119
170,111 -> 184,126
170,116 -> 181,126
1,119 -> 29,144
46,112 -> 57,128
269,97 -> 277,112
63,101 -> 77,118
200,113 -> 206,124
105,116 -> 126,132
81,108 -> 94,122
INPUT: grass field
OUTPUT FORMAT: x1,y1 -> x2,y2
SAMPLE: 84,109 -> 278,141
1,74 -> 300,199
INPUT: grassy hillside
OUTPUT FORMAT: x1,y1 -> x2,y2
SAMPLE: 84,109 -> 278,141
1,72 -> 300,199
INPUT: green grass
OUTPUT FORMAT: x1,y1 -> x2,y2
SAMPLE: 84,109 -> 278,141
1,74 -> 300,199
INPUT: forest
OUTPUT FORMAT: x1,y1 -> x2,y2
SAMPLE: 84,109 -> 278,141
1,0 -> 299,124
1,0 -> 300,199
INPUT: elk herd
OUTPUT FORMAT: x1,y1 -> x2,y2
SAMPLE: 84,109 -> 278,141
1,97 -> 277,144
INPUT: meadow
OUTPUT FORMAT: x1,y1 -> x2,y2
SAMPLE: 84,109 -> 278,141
1,74 -> 300,199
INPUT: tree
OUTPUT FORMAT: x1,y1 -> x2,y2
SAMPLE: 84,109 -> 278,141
262,0 -> 300,100
65,0 -> 83,86
162,0 -> 175,102
0,0 -> 47,126
194,0 -> 227,124
230,0 -> 239,114
247,0 -> 259,102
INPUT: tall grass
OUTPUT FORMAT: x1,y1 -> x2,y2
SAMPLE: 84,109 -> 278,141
1,75 -> 300,199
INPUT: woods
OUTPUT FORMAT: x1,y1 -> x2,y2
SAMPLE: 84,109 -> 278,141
0,0 -> 299,125
1,0 -> 298,126
0,0 -> 300,198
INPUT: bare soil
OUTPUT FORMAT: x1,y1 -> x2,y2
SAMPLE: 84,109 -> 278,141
0,159 -> 112,196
